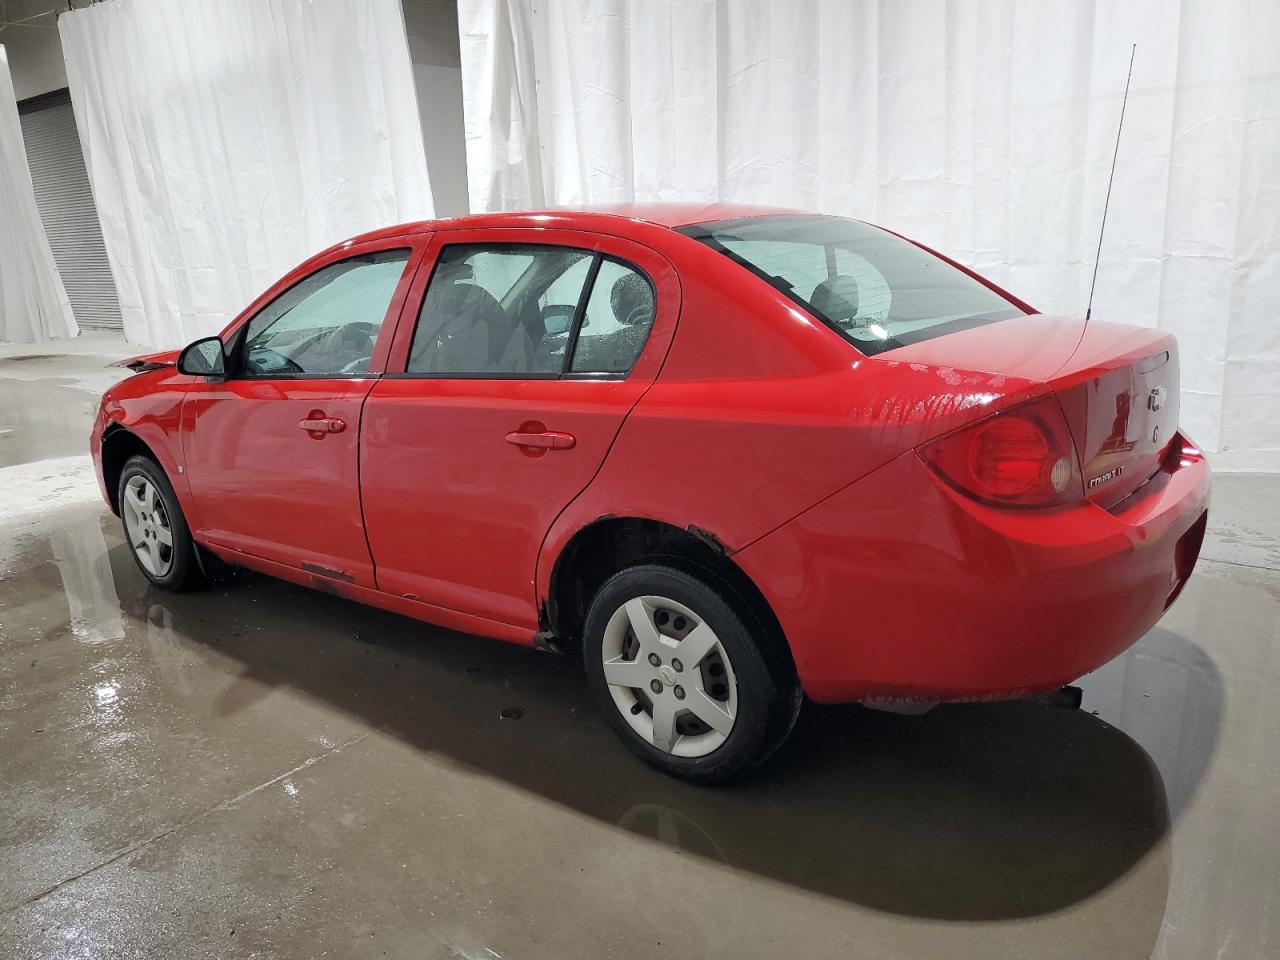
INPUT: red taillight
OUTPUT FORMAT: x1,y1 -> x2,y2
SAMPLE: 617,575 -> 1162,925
920,397 -> 1083,508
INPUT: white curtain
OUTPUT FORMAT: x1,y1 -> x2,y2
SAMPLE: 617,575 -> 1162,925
59,0 -> 434,349
458,0 -> 1280,464
0,46 -> 78,344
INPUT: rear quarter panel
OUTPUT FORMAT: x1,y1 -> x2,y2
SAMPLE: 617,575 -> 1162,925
537,235 -> 1045,600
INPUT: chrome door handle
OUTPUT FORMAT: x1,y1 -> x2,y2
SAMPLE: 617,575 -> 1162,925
299,415 -> 346,435
505,430 -> 575,451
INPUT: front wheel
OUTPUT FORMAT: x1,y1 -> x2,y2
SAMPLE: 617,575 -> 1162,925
583,564 -> 800,783
118,455 -> 204,591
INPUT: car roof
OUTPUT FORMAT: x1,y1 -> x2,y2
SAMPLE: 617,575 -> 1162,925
341,202 -> 806,246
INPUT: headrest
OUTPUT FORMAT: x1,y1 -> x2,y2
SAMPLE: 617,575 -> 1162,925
610,272 -> 654,326
441,281 -> 503,320
437,260 -> 474,283
810,274 -> 860,323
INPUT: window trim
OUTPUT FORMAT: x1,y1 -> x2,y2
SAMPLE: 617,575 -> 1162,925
398,240 -> 658,381
229,247 -> 414,381
562,254 -> 603,374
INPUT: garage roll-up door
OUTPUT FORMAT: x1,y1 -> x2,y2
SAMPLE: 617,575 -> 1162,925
18,90 -> 122,330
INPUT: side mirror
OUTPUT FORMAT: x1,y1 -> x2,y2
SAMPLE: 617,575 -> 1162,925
540,303 -> 576,336
177,336 -> 227,378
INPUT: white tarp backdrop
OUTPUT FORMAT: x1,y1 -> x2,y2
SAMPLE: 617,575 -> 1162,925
458,0 -> 1280,463
0,45 -> 78,344
59,0 -> 434,349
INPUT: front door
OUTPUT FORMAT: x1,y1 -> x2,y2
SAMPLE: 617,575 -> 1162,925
181,240 -> 422,587
361,230 -> 678,628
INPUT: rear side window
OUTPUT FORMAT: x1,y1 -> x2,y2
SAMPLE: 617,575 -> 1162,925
570,259 -> 655,374
409,245 -> 590,375
679,215 -> 1024,355
407,243 -> 655,377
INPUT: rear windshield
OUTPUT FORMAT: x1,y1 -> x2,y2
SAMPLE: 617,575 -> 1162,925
678,214 -> 1025,356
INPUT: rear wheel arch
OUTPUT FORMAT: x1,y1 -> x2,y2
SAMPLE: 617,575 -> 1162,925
544,516 -> 796,682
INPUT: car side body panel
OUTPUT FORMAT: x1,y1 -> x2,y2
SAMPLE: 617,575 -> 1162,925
181,377 -> 380,585
361,227 -> 682,628
534,235 -> 1044,605
176,235 -> 426,583
93,369 -> 195,520
89,205 -> 1212,709
196,538 -> 536,645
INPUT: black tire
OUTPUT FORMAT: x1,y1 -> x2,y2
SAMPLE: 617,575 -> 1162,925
583,563 -> 800,784
117,454 -> 205,591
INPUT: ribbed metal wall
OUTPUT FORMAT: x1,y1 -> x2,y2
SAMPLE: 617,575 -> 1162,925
19,93 -> 123,330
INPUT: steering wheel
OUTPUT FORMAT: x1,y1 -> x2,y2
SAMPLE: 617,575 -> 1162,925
246,346 -> 304,376
339,321 -> 379,345
333,321 -> 379,375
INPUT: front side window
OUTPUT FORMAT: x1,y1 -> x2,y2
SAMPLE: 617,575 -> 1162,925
407,244 -> 655,377
240,249 -> 410,376
679,215 -> 1024,355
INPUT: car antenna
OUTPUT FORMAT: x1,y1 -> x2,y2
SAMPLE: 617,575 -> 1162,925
1085,44 -> 1137,324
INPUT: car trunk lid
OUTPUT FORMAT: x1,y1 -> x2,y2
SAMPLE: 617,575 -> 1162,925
880,314 -> 1180,507
1048,323 -> 1179,508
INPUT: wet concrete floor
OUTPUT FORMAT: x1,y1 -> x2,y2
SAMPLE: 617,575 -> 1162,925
1,340 -> 1277,959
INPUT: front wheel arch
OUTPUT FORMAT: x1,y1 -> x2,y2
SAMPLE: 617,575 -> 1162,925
101,426 -> 162,515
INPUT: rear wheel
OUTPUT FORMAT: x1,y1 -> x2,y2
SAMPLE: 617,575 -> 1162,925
583,564 -> 799,783
118,455 -> 204,591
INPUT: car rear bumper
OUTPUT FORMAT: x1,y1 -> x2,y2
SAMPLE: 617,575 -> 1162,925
733,433 -> 1211,704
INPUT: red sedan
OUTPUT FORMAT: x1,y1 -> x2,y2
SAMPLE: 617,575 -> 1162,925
91,204 -> 1210,782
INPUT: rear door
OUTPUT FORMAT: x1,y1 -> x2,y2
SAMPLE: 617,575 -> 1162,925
181,237 -> 424,586
361,228 -> 679,629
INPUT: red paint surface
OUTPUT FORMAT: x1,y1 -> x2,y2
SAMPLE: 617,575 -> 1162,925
92,205 -> 1211,704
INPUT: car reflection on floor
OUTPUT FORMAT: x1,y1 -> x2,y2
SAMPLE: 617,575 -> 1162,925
1,504 -> 1235,959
